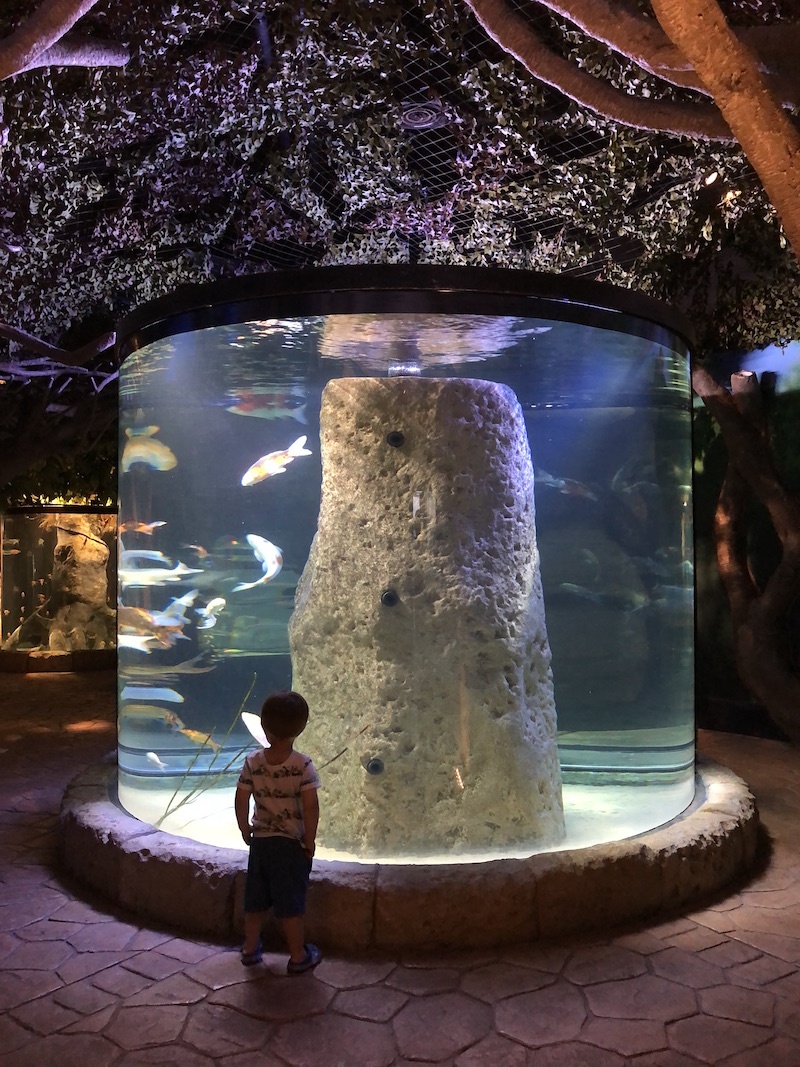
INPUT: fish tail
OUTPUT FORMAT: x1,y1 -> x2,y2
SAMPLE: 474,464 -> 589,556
288,435 -> 312,457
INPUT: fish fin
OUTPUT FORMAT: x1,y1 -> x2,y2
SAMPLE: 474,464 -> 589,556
288,435 -> 312,457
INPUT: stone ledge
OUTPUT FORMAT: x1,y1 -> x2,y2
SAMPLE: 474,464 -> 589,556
0,649 -> 117,673
59,757 -> 759,951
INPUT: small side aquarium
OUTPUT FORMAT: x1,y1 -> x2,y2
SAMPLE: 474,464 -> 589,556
1,506 -> 117,652
117,266 -> 695,863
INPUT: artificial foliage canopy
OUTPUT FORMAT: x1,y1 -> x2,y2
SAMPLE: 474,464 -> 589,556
3,0 -> 800,497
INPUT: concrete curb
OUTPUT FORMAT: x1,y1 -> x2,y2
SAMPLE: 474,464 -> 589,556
60,756 -> 759,950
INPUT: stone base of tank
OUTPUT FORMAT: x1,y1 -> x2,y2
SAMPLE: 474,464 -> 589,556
0,648 -> 117,673
60,759 -> 759,951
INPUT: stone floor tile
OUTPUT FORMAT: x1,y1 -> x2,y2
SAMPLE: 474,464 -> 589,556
183,1002 -> 273,1056
16,917 -> 86,941
726,929 -> 800,964
584,974 -> 697,1022
10,992 -> 83,1034
648,918 -> 699,939
765,970 -> 800,1001
649,947 -> 726,989
123,972 -> 210,1006
91,962 -> 155,996
460,961 -> 554,1002
691,910 -> 739,934
636,1052 -> 706,1066
664,926 -> 729,953
0,968 -> 62,1009
50,900 -> 116,924
453,1031 -> 531,1066
62,1003 -> 118,1034
0,888 -> 71,929
385,964 -> 461,994
153,938 -> 220,963
562,945 -> 647,986
718,1035 -> 800,1066
215,1050 -> 291,1067
393,991 -> 492,1061
774,995 -> 800,1040
495,981 -> 586,1047
581,1016 -> 668,1056
697,940 -> 762,968
67,920 -> 140,952
728,954 -> 797,988
730,907 -> 800,939
0,1012 -> 36,1055
185,949 -> 274,990
0,935 -> 75,970
121,951 -> 186,980
57,949 -> 138,983
102,1003 -> 189,1049
698,983 -> 775,1026
315,956 -> 396,989
527,1043 -> 626,1066
743,887 -> 800,910
612,929 -> 671,955
3,1031 -> 122,1067
332,984 -> 408,1022
53,976 -> 119,1014
116,1047 -> 216,1066
271,1013 -> 396,1067
209,973 -> 335,1021
497,942 -> 572,973
0,930 -> 20,961
667,1014 -> 772,1063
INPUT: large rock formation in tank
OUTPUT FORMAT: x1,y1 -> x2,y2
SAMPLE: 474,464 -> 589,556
289,377 -> 565,857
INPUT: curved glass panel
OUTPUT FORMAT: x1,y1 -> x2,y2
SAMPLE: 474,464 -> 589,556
118,298 -> 693,863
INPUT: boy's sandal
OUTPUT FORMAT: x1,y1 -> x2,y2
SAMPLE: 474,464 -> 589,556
240,940 -> 263,967
287,943 -> 322,975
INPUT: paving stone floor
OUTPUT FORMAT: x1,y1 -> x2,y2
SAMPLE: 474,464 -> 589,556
2,670 -> 800,1065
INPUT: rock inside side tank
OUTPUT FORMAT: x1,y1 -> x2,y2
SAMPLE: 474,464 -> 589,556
289,377 -> 565,857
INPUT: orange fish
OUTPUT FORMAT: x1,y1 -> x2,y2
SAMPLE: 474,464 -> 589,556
240,436 -> 312,486
120,520 -> 167,535
178,728 -> 221,752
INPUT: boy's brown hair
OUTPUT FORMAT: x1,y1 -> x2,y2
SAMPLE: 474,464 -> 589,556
260,690 -> 309,740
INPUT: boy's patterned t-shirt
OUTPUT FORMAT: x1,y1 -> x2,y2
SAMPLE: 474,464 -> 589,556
238,749 -> 320,840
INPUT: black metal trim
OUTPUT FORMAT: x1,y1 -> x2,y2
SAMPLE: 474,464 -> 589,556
117,265 -> 695,361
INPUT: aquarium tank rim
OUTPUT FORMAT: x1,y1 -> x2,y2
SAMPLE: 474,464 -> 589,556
2,505 -> 118,515
116,264 -> 695,361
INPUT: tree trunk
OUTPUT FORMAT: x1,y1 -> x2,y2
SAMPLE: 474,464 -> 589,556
693,365 -> 800,743
652,0 -> 800,256
48,515 -> 116,651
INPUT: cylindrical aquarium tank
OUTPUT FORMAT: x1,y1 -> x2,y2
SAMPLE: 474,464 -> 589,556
116,266 -> 695,863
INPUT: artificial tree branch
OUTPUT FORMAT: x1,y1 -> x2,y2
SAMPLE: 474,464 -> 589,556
534,0 -> 800,107
462,0 -> 732,140
0,0 -> 128,80
16,34 -> 129,74
0,323 -> 116,367
651,0 -> 800,257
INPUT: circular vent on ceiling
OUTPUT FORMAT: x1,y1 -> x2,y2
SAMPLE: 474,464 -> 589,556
399,99 -> 448,131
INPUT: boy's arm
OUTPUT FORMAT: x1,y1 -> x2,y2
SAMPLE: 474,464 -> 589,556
301,788 -> 319,858
235,785 -> 253,845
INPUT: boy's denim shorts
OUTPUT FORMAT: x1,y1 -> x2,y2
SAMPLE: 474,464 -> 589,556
245,835 -> 312,918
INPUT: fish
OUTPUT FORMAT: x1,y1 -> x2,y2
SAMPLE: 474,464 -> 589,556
146,752 -> 169,770
119,561 -> 203,588
232,534 -> 283,592
178,728 -> 221,752
241,711 -> 269,748
118,605 -> 185,635
120,549 -> 172,566
558,582 -> 649,612
120,520 -> 167,535
240,435 -> 312,486
120,705 -> 185,729
121,426 -> 178,473
121,686 -> 184,704
535,469 -> 597,502
196,597 -> 226,629
226,386 -> 307,422
117,634 -> 158,652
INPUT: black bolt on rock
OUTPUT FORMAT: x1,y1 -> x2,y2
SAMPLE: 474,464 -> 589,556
380,589 -> 399,607
386,430 -> 405,447
365,757 -> 385,775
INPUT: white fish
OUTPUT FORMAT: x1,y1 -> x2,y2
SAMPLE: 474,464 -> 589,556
120,549 -> 172,566
146,751 -> 169,770
232,535 -> 283,592
119,562 -> 203,588
241,712 -> 269,748
118,634 -> 156,652
196,597 -> 226,629
240,436 -> 312,486
121,426 -> 177,473
161,589 -> 200,621
122,686 -> 184,703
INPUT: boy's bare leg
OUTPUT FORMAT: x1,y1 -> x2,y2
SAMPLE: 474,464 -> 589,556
280,915 -> 306,962
243,911 -> 268,953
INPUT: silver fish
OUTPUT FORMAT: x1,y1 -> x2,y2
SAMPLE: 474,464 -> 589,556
120,562 -> 203,588
232,535 -> 283,592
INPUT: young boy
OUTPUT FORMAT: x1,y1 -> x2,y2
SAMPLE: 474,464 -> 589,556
235,690 -> 322,974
